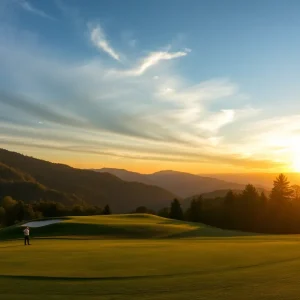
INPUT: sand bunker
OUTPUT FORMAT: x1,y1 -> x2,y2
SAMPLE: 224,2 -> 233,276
22,219 -> 62,228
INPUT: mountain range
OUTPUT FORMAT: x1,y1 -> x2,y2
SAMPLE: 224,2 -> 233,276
1,148 -> 279,214
0,149 -> 175,212
95,168 -> 247,198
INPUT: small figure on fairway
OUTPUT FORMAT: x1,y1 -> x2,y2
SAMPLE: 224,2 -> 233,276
23,227 -> 30,245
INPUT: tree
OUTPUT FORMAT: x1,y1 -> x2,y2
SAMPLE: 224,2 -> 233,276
72,205 -> 84,216
24,204 -> 37,220
158,207 -> 169,218
15,200 -> 25,222
1,196 -> 17,211
259,192 -> 268,204
270,174 -> 293,205
169,199 -> 184,220
291,185 -> 300,202
0,207 -> 5,226
222,190 -> 237,229
134,206 -> 148,214
241,185 -> 259,203
1,196 -> 18,226
239,184 -> 260,230
268,174 -> 294,233
187,196 -> 203,222
102,205 -> 111,215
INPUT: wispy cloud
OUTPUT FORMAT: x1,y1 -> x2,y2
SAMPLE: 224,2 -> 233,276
124,50 -> 189,76
0,22 -> 287,171
90,24 -> 121,61
196,109 -> 235,133
19,0 -> 55,20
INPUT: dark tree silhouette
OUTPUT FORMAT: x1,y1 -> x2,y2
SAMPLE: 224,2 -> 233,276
157,207 -> 170,218
222,190 -> 237,229
169,199 -> 183,220
270,174 -> 293,204
0,207 -> 5,226
187,196 -> 203,222
291,185 -> 300,201
102,204 -> 112,215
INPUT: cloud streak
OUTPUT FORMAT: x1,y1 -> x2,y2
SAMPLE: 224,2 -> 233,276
90,25 -> 121,61
0,134 -> 284,169
19,0 -> 55,20
124,50 -> 189,76
0,20 -> 288,171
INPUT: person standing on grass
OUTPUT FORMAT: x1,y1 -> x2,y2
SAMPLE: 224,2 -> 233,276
23,227 -> 30,245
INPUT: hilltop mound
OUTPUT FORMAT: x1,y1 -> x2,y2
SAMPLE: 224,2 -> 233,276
0,214 -> 252,240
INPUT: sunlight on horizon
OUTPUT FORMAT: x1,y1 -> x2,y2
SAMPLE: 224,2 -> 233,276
292,156 -> 300,172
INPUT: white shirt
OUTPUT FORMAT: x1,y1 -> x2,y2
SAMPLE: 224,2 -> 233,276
24,228 -> 29,236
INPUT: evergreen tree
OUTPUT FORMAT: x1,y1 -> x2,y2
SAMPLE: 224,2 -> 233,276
270,174 -> 293,204
259,191 -> 268,204
268,174 -> 293,233
291,185 -> 300,201
222,190 -> 237,229
241,184 -> 259,204
240,184 -> 260,230
169,199 -> 184,220
224,190 -> 236,207
187,196 -> 203,222
102,204 -> 112,215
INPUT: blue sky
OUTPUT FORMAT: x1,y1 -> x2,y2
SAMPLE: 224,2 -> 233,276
1,0 -> 300,173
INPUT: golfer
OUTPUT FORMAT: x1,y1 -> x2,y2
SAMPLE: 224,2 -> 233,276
23,226 -> 30,245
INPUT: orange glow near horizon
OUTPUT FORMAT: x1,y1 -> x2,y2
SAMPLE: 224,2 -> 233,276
65,157 -> 289,175
3,145 -> 292,175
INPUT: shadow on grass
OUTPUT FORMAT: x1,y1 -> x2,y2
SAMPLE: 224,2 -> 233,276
0,222 -> 172,241
0,244 -> 25,249
2,255 -> 300,281
158,219 -> 260,237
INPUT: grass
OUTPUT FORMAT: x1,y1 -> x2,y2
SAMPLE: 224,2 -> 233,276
1,214 -> 300,299
0,214 -> 253,240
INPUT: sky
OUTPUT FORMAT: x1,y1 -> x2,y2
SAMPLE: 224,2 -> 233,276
1,0 -> 300,174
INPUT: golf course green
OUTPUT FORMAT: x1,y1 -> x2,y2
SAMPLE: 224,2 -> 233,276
1,214 -> 300,299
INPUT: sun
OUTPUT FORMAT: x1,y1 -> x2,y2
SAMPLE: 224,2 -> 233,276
292,156 -> 300,172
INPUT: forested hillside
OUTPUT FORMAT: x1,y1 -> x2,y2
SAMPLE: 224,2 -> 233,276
0,149 -> 176,213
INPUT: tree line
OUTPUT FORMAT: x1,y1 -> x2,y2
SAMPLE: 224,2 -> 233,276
2,173 -> 300,234
162,174 -> 300,234
0,197 -> 111,227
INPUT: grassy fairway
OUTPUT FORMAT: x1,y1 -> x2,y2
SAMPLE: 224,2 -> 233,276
1,215 -> 300,299
0,214 -> 251,239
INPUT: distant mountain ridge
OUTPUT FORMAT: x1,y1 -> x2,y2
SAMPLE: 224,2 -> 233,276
0,149 -> 176,212
200,173 -> 300,188
95,168 -> 247,198
97,168 -> 155,186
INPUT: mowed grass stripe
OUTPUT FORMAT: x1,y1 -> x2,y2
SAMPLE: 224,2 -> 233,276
1,239 -> 300,278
